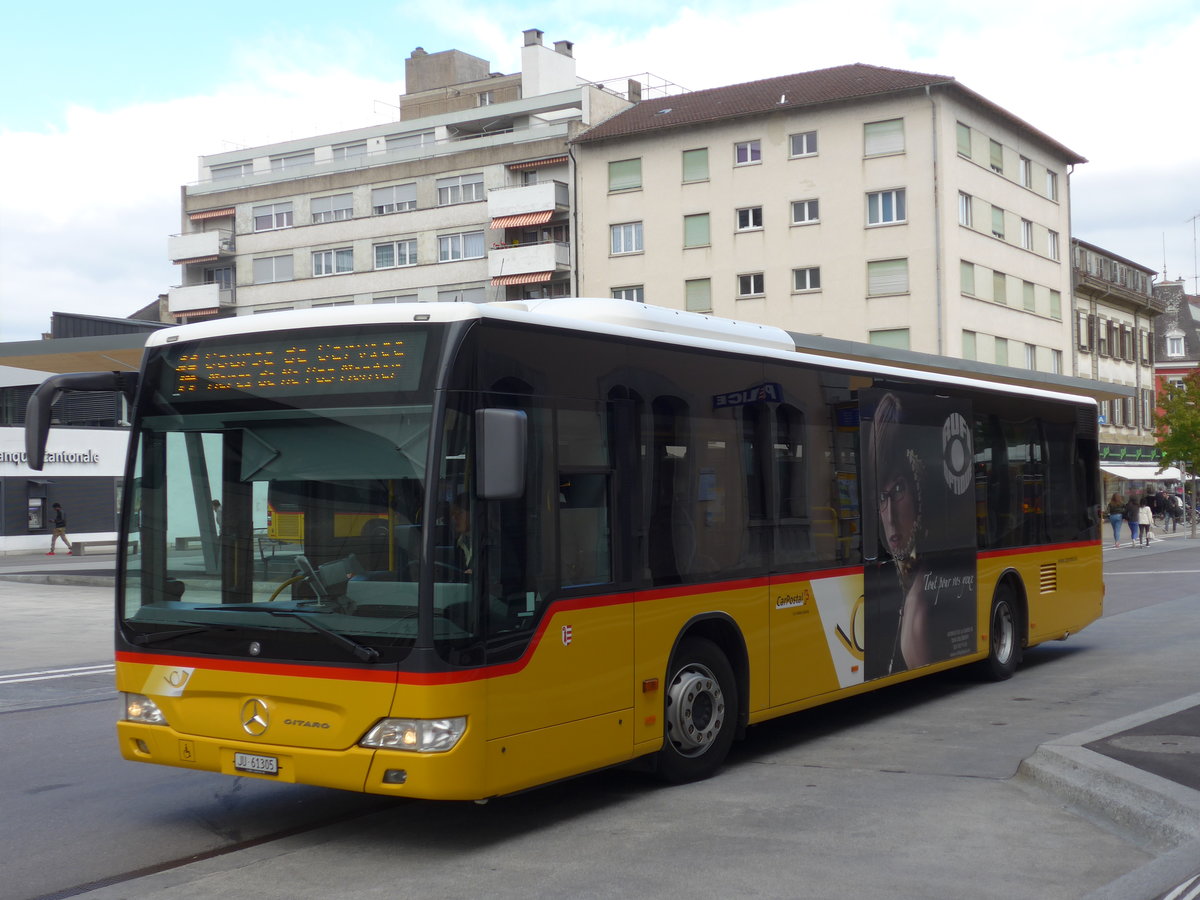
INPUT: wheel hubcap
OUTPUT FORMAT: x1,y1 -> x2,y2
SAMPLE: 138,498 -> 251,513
992,602 -> 1015,664
665,663 -> 725,757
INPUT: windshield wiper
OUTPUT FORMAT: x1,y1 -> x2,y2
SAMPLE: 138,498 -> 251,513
196,606 -> 380,663
130,624 -> 214,646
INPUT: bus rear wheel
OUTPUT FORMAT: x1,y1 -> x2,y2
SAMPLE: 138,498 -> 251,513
982,585 -> 1022,681
657,637 -> 737,783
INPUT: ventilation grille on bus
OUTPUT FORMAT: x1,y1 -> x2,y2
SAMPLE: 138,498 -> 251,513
1039,563 -> 1058,594
1076,406 -> 1098,439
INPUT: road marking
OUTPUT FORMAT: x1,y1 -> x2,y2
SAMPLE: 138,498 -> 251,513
1105,570 -> 1200,575
0,664 -> 115,685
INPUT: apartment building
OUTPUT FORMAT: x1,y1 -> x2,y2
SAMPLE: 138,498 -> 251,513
1070,239 -> 1162,486
167,30 -> 633,321
572,64 -> 1083,370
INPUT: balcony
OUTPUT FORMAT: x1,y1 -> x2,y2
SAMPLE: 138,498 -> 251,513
488,181 -> 569,224
488,241 -> 570,282
168,283 -> 235,314
169,230 -> 234,264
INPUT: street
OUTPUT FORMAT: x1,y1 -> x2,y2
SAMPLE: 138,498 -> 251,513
2,537 -> 1199,900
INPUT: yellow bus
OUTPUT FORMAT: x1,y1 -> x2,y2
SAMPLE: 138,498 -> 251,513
26,299 -> 1103,799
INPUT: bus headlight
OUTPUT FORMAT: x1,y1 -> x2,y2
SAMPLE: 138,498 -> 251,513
360,717 -> 466,753
123,693 -> 168,725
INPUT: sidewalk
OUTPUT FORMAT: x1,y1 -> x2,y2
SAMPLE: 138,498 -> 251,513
0,547 -> 117,587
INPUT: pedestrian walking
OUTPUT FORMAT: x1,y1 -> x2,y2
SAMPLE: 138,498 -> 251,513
47,502 -> 72,555
1124,495 -> 1141,547
1107,492 -> 1125,549
1168,493 -> 1182,533
1138,496 -> 1154,546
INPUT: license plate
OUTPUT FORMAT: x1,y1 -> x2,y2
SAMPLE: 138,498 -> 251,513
234,752 -> 279,775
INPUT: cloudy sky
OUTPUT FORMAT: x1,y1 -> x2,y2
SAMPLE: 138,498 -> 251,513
1,0 -> 1197,342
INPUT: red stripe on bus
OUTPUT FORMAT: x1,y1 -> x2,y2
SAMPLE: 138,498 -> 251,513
977,539 -> 1100,561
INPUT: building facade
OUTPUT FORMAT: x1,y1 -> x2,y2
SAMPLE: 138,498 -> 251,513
572,64 -> 1083,372
1070,239 -> 1163,493
167,31 -> 635,321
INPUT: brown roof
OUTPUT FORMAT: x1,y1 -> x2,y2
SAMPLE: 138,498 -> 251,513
574,63 -> 1086,164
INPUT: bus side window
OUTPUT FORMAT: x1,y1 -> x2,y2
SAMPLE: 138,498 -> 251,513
557,405 -> 613,589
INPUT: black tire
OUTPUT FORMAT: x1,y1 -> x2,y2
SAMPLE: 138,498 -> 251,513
982,584 -> 1022,681
657,636 -> 738,783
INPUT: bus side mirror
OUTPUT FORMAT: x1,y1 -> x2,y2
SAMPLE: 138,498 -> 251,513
475,408 -> 527,500
25,371 -> 139,470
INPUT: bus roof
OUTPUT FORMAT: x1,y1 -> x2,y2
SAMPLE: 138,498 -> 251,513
145,299 -> 1102,407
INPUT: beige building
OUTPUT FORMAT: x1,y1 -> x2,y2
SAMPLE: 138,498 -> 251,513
572,64 -> 1084,370
167,30 -> 634,321
1069,239 -> 1163,485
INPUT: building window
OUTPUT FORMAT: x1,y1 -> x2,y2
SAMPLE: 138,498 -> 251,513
374,239 -> 417,269
792,267 -> 821,291
333,143 -> 367,160
958,192 -> 973,227
271,152 -> 314,172
608,158 -> 642,192
993,271 -> 1007,305
436,173 -> 484,205
1023,280 -> 1036,311
373,294 -> 418,304
1021,219 -> 1033,250
1047,230 -> 1060,260
962,330 -> 977,360
311,193 -> 353,224
683,214 -> 710,248
253,202 -> 293,232
312,248 -> 353,276
864,118 -> 904,155
869,328 -> 910,349
1025,343 -> 1037,370
1051,349 -> 1063,374
685,278 -> 712,312
437,286 -> 487,303
437,231 -> 485,261
991,205 -> 1005,240
734,140 -> 762,165
867,258 -> 908,296
789,131 -> 817,157
252,255 -> 293,284
612,286 -> 645,302
372,184 -> 416,214
960,260 -> 976,295
387,131 -> 434,151
867,189 -> 906,225
477,90 -> 494,107
1168,335 -> 1185,357
956,122 -> 971,157
1046,170 -> 1058,201
995,337 -> 1009,366
736,207 -> 763,231
1077,311 -> 1092,350
989,139 -> 1004,174
1020,156 -> 1032,188
312,300 -> 355,308
213,161 -> 253,181
610,222 -> 644,255
791,199 -> 819,225
737,273 -> 765,297
682,148 -> 709,182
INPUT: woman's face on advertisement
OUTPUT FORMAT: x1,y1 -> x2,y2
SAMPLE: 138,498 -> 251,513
880,470 -> 915,554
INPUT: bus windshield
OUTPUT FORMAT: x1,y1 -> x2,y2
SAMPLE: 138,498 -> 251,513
119,325 -> 444,664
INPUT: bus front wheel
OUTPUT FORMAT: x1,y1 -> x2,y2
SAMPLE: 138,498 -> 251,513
983,585 -> 1022,681
657,637 -> 738,783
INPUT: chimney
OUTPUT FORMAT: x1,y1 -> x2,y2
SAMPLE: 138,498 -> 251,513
554,40 -> 574,58
523,28 -> 544,46
627,79 -> 643,103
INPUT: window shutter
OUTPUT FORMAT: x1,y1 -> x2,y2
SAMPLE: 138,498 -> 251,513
864,119 -> 904,155
608,159 -> 642,191
867,259 -> 908,295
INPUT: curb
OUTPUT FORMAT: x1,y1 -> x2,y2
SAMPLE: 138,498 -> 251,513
1018,692 -> 1200,853
0,573 -> 115,588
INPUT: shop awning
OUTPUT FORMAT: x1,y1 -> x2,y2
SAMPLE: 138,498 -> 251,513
1100,464 -> 1183,481
491,210 -> 555,229
490,271 -> 553,286
507,156 -> 568,171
